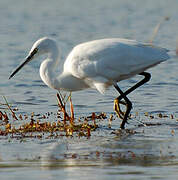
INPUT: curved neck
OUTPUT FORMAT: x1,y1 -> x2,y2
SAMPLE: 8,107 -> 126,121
40,58 -> 88,91
39,47 -> 61,89
48,44 -> 59,68
39,44 -> 88,91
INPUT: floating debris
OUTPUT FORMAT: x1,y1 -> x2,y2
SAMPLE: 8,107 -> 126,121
108,114 -> 113,128
158,113 -> 163,118
0,94 -> 105,139
170,114 -> 174,119
0,94 -> 177,140
171,129 -> 175,136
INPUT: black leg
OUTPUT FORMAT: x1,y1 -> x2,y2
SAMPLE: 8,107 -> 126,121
118,72 -> 151,102
114,72 -> 151,129
116,72 -> 151,119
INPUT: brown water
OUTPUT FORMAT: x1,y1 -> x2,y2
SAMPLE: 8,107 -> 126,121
0,0 -> 178,179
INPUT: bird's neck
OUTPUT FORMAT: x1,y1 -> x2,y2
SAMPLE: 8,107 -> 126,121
39,48 -> 89,92
39,47 -> 61,89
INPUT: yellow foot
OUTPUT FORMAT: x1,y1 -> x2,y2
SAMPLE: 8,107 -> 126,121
113,98 -> 126,119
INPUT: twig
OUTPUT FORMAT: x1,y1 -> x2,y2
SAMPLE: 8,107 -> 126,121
149,16 -> 170,44
2,96 -> 18,120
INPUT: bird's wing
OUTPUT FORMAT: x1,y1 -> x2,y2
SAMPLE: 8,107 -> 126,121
64,38 -> 169,93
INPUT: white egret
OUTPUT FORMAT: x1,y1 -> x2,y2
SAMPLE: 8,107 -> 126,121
9,37 -> 170,129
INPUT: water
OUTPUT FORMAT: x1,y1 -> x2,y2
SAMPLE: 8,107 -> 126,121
0,0 -> 178,179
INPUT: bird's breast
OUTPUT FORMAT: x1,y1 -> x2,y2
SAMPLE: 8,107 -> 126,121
55,72 -> 89,92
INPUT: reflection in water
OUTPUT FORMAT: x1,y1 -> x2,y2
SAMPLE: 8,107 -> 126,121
40,126 -> 177,169
38,128 -> 178,179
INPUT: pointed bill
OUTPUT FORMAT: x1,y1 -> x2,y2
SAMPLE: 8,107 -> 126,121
9,48 -> 38,79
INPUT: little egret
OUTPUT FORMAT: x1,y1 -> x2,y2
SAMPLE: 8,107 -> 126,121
9,37 -> 170,129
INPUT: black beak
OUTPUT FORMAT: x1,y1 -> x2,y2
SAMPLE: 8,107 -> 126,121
9,48 -> 37,79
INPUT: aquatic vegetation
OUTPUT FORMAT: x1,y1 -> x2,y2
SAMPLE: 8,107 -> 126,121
0,94 -> 108,139
0,93 -> 176,141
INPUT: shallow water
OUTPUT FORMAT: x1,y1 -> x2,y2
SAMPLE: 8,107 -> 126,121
0,0 -> 178,179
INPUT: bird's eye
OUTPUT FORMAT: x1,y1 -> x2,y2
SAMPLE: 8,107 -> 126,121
33,48 -> 38,54
29,48 -> 38,58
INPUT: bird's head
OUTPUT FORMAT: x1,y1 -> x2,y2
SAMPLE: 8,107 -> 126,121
9,37 -> 58,79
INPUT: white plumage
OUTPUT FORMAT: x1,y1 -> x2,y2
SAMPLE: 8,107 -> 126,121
9,37 -> 170,129
63,38 -> 169,93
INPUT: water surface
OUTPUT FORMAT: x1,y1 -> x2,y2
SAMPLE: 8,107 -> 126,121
0,0 -> 178,179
